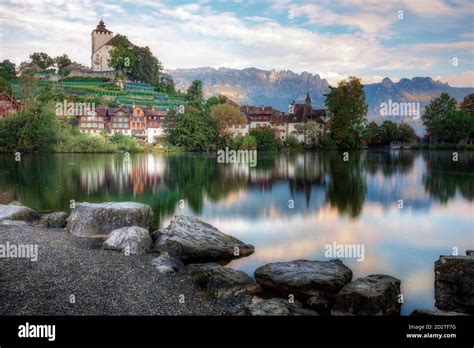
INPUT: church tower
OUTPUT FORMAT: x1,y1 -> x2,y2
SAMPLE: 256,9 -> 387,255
91,19 -> 113,71
305,92 -> 312,107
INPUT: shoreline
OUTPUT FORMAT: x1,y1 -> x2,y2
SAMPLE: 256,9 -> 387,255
0,224 -> 235,315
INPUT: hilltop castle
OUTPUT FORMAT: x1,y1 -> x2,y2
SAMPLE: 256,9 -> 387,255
91,19 -> 116,72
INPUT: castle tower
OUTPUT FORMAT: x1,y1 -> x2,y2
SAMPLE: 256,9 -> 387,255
91,19 -> 113,71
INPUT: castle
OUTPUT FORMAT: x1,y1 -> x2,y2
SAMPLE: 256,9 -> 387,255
91,19 -> 116,72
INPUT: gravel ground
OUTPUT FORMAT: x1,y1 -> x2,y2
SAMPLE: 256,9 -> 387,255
0,224 -> 236,315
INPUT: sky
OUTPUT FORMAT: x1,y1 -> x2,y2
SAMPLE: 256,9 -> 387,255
0,0 -> 473,86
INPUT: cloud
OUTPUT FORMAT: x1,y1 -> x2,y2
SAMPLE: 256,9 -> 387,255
0,0 -> 472,87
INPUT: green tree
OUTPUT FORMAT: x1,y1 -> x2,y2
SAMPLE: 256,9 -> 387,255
249,128 -> 277,151
364,121 -> 380,146
432,109 -> 473,144
129,46 -> 163,83
186,80 -> 204,104
397,123 -> 416,144
0,76 -> 12,94
29,52 -> 54,70
379,120 -> 399,146
109,35 -> 137,78
325,76 -> 368,149
168,105 -> 215,151
154,73 -> 176,94
55,54 -> 72,76
0,59 -> 16,80
210,103 -> 246,143
0,105 -> 59,153
422,93 -> 457,138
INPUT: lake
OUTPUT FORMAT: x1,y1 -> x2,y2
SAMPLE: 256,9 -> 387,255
0,151 -> 472,314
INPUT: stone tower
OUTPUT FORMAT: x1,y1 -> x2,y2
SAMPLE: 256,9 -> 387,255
91,19 -> 113,71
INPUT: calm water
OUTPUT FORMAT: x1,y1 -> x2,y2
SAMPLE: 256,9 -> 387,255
0,151 -> 472,314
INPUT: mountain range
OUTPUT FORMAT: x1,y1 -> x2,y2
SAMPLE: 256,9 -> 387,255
168,67 -> 473,134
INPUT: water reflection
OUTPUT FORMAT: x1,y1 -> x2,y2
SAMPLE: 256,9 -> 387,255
0,151 -> 472,314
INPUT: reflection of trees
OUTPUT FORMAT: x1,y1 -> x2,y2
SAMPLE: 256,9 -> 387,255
325,151 -> 367,218
422,151 -> 474,203
364,150 -> 415,176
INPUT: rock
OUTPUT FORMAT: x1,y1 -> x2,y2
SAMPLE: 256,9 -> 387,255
435,255 -> 474,314
39,212 -> 68,227
306,294 -> 330,314
410,309 -> 471,316
152,215 -> 254,263
0,220 -> 30,226
331,274 -> 401,316
0,204 -> 40,222
102,226 -> 152,255
254,259 -> 352,304
8,201 -> 24,206
151,252 -> 184,274
238,296 -> 319,316
66,202 -> 153,237
186,263 -> 261,298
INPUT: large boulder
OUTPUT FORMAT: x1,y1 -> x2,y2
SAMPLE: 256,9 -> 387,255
435,253 -> 474,314
152,215 -> 254,263
331,274 -> 402,316
237,297 -> 319,316
0,204 -> 39,222
66,202 -> 153,237
151,252 -> 184,274
39,212 -> 68,227
102,226 -> 152,255
186,263 -> 261,298
254,259 -> 352,304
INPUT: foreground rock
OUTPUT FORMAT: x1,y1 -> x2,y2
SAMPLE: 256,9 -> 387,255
254,259 -> 352,305
331,274 -> 401,316
187,263 -> 261,298
152,215 -> 254,263
102,226 -> 152,255
0,204 -> 40,222
237,296 -> 319,316
67,202 -> 153,237
435,253 -> 474,314
39,212 -> 68,228
151,252 -> 184,274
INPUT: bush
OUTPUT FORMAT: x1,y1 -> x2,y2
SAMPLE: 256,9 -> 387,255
249,128 -> 277,151
241,135 -> 257,150
55,132 -> 117,153
109,133 -> 144,153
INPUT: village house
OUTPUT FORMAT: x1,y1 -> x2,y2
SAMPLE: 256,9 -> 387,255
287,93 -> 326,144
0,92 -> 22,118
145,109 -> 168,143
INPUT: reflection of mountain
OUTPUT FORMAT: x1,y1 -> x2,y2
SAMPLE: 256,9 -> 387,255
0,151 -> 472,227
